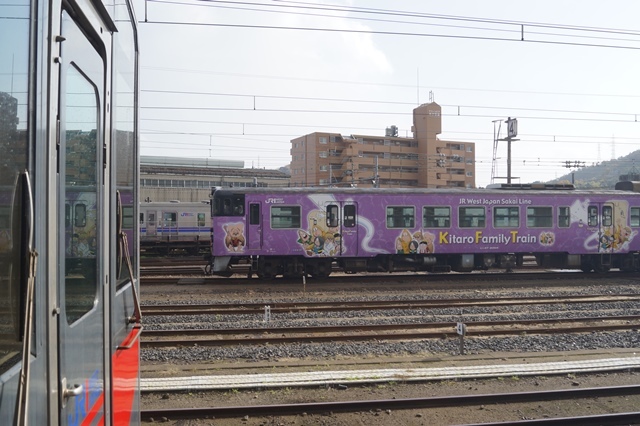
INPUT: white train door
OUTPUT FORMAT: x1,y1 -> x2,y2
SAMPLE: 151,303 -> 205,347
57,11 -> 107,423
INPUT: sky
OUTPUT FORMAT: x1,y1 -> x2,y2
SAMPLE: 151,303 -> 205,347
135,0 -> 640,187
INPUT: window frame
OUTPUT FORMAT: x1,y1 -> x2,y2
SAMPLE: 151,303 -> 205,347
493,206 -> 519,228
270,205 -> 301,229
527,206 -> 553,228
423,206 -> 450,228
386,205 -> 415,228
458,206 -> 486,228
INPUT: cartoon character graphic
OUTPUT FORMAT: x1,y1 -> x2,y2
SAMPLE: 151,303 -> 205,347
312,235 -> 324,255
296,209 -> 347,257
395,229 -> 436,254
223,222 -> 246,252
539,232 -> 555,246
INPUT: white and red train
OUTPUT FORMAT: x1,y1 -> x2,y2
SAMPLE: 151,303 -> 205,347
0,0 -> 141,423
208,184 -> 640,278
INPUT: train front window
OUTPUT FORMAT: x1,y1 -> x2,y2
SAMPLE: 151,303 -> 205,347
214,194 -> 246,216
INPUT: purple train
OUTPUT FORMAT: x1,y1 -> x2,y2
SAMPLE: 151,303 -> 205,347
209,184 -> 640,278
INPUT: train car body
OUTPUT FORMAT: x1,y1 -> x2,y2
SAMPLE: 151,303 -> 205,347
140,201 -> 210,255
210,186 -> 640,278
0,0 -> 141,423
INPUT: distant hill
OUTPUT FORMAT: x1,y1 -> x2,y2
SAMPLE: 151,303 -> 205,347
546,149 -> 640,189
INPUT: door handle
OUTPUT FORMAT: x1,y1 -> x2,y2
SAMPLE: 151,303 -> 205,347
64,383 -> 84,399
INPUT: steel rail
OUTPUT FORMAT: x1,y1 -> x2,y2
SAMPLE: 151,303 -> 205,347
141,316 -> 640,348
140,293 -> 640,315
140,384 -> 640,422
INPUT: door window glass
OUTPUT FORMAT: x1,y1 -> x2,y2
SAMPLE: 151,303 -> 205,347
0,0 -> 30,372
64,65 -> 99,324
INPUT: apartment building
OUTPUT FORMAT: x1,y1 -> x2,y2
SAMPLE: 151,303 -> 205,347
290,102 -> 475,188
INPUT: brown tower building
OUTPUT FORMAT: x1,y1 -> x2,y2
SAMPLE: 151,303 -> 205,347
290,102 -> 475,188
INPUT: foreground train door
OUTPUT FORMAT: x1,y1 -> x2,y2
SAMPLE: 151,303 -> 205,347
58,11 -> 106,422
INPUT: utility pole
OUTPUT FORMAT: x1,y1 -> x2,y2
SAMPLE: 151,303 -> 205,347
493,117 -> 519,185
563,160 -> 585,185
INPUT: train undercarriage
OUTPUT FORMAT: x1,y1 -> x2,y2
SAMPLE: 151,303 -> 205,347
207,252 -> 640,279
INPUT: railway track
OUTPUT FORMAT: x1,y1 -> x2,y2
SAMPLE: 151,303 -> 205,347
140,293 -> 640,315
140,315 -> 640,348
141,385 -> 640,424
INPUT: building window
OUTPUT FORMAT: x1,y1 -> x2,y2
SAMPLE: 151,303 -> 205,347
386,206 -> 415,228
423,206 -> 450,228
494,207 -> 519,228
459,207 -> 485,228
319,136 -> 328,144
319,151 -> 328,158
528,206 -> 552,228
466,171 -> 473,177
466,146 -> 473,152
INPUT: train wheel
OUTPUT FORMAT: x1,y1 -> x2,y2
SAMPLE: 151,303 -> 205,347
311,259 -> 332,278
258,258 -> 279,279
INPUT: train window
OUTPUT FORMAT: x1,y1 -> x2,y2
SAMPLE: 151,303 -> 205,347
65,203 -> 71,227
215,195 -> 246,216
139,213 -> 144,224
197,213 -> 206,227
163,212 -> 177,227
631,208 -> 640,227
558,207 -> 570,228
459,207 -> 485,228
326,205 -> 339,228
423,206 -> 450,228
588,206 -> 598,226
386,206 -> 415,228
527,206 -> 552,228
271,206 -> 301,229
250,203 -> 260,225
602,206 -> 612,227
74,203 -> 87,227
233,196 -> 245,215
494,207 -> 519,228
343,205 -> 356,228
148,212 -> 156,225
123,206 -> 134,229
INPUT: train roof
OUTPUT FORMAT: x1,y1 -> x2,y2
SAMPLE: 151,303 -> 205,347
211,184 -> 640,197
